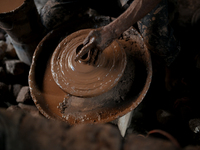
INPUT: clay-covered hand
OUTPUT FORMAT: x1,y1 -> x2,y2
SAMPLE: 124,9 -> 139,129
75,27 -> 114,64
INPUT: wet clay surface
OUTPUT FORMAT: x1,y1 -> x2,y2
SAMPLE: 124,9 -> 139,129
51,29 -> 127,97
0,0 -> 25,13
29,16 -> 152,124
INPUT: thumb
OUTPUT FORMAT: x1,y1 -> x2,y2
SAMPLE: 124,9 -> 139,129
83,30 -> 96,45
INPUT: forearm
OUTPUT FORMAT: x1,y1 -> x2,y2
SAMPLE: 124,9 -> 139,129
103,0 -> 162,38
75,0 -> 162,61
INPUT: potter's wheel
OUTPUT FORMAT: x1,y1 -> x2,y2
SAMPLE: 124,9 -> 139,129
29,16 -> 152,124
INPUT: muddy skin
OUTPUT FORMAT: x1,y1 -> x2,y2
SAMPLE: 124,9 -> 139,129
76,0 -> 180,67
75,0 -> 162,64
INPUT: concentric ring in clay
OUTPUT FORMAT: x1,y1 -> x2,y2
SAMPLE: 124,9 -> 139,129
51,29 -> 127,97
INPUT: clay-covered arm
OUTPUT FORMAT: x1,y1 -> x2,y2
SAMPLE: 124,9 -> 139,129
75,0 -> 161,62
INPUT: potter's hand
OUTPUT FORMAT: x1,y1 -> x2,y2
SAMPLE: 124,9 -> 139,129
75,27 -> 114,64
75,0 -> 162,64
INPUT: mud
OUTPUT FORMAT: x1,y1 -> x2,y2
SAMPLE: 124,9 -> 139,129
0,0 -> 24,13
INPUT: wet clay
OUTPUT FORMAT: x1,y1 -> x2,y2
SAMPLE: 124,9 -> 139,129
0,0 -> 25,13
51,29 -> 127,97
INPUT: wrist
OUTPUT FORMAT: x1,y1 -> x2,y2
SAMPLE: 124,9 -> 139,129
102,25 -> 118,41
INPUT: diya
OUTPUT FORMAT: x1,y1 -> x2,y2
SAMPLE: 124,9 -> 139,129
29,16 -> 152,125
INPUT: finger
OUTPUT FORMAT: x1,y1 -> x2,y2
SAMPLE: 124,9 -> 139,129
75,42 -> 94,62
95,50 -> 102,65
75,36 -> 96,61
83,35 -> 90,46
83,30 -> 94,45
90,48 -> 98,65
